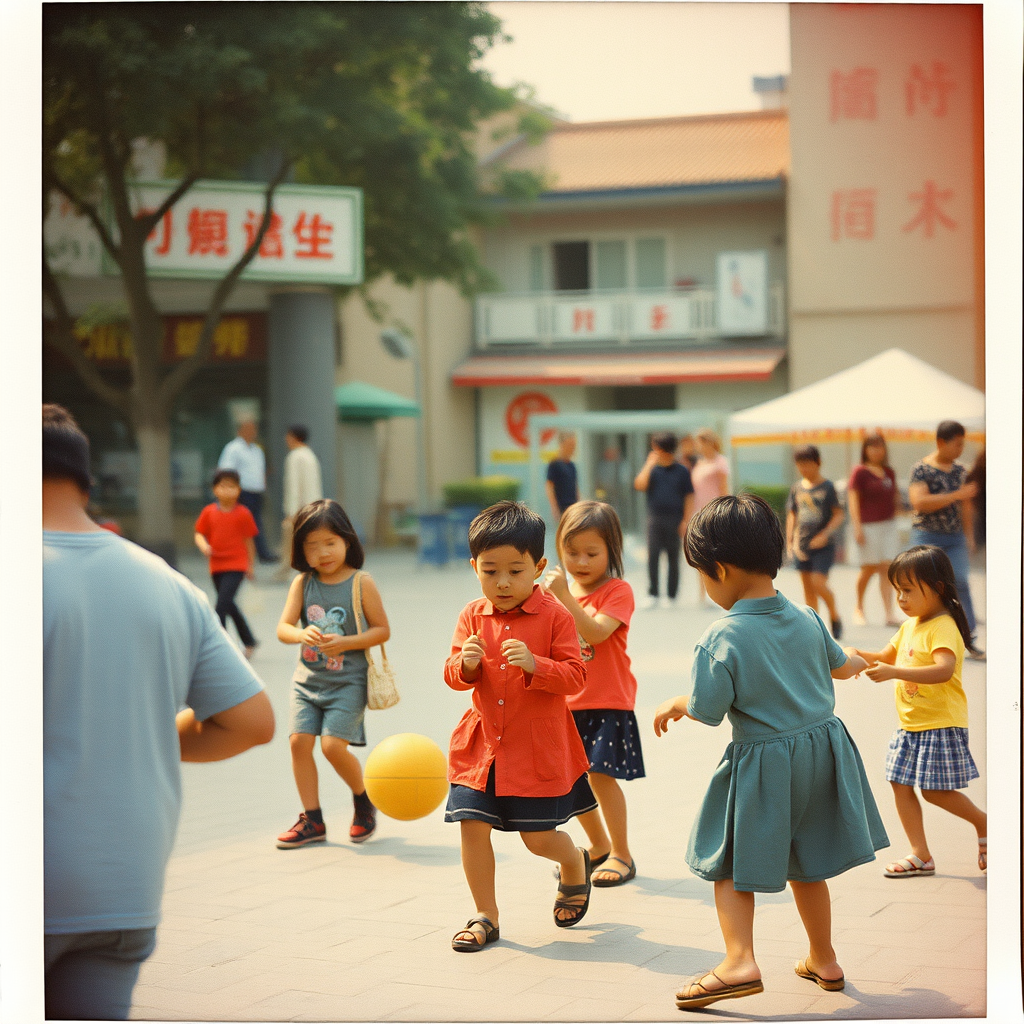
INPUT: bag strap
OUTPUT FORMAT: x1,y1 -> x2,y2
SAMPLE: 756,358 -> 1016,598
352,571 -> 387,662
299,572 -> 309,627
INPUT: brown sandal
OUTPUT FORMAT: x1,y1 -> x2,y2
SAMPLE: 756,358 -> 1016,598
553,848 -> 591,927
451,914 -> 499,951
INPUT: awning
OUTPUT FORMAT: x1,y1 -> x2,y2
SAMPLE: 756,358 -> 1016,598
334,380 -> 420,421
451,347 -> 785,387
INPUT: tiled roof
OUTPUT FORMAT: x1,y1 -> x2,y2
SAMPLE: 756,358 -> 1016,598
488,110 -> 789,194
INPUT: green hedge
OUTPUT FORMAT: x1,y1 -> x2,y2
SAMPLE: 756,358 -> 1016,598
442,475 -> 521,509
737,484 -> 789,525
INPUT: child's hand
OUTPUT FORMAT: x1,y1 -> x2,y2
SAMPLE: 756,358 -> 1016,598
808,532 -> 829,550
791,542 -> 806,561
841,647 -> 866,676
543,565 -> 570,599
317,632 -> 347,656
245,568 -> 256,581
501,638 -> 536,674
653,696 -> 689,736
461,633 -> 485,672
300,625 -> 325,648
865,662 -> 898,683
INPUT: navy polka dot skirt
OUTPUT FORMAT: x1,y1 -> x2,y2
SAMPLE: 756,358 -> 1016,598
572,709 -> 646,780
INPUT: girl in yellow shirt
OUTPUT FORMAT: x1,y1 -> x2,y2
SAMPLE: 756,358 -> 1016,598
853,546 -> 986,878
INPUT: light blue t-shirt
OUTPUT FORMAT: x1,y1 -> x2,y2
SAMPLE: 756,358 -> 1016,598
43,530 -> 265,934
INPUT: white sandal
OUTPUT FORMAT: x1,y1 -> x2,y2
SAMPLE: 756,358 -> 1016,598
884,854 -> 935,878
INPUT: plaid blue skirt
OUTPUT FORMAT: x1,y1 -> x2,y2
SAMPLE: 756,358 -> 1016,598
885,727 -> 979,790
572,709 -> 646,780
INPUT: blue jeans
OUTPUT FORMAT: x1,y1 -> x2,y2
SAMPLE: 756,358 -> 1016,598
239,489 -> 275,561
45,928 -> 157,1020
909,528 -> 977,634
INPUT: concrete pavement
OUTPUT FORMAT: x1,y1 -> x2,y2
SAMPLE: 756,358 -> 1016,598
129,547 -> 990,1023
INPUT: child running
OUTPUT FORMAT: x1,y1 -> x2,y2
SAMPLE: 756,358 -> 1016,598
275,500 -> 390,848
444,501 -> 596,951
194,468 -> 260,658
654,494 -> 887,1011
851,545 -> 987,878
544,501 -> 644,887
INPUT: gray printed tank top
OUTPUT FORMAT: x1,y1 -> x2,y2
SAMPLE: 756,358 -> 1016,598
293,572 -> 368,687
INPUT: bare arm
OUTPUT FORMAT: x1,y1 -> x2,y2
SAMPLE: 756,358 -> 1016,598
633,451 -> 657,491
908,479 -> 977,513
961,498 -> 976,553
543,569 -> 621,645
866,648 -> 956,685
177,690 -> 275,762
194,531 -> 211,557
545,480 -> 561,520
679,492 -> 694,537
653,695 -> 697,735
809,505 -> 845,550
831,649 -> 868,679
244,537 -> 257,579
847,487 -> 864,544
277,574 -> 324,648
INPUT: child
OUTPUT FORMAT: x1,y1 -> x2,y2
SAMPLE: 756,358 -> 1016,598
544,501 -> 643,886
633,431 -> 694,609
851,545 -> 987,878
786,444 -> 845,638
194,468 -> 260,658
654,494 -> 887,1011
444,501 -> 596,951
274,500 -> 390,848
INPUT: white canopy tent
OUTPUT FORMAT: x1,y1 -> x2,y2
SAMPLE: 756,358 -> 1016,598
729,349 -> 985,446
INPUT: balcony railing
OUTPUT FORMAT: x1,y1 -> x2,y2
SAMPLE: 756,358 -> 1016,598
475,284 -> 786,349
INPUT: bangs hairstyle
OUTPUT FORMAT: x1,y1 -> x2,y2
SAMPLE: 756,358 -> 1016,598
936,419 -> 966,442
684,494 -> 785,579
860,432 -> 889,465
211,468 -> 240,488
290,499 -> 364,571
793,443 -> 821,464
468,500 -> 545,564
888,546 -> 978,652
556,501 -> 624,578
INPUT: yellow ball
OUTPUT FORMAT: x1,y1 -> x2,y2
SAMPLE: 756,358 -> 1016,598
364,733 -> 448,821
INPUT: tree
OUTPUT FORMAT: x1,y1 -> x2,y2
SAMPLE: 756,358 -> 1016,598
43,2 -> 536,556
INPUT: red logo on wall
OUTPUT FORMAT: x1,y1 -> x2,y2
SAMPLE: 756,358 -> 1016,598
505,392 -> 558,449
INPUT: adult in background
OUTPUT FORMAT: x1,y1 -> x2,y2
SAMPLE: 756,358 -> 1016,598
634,431 -> 694,609
689,428 -> 731,606
275,424 -> 323,581
43,404 -> 275,1020
677,433 -> 699,472
546,431 -> 580,520
965,447 -> 986,550
907,420 -> 982,655
218,418 -> 276,563
847,433 -> 901,627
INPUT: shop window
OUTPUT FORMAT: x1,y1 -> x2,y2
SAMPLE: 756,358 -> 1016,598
594,240 -> 628,290
528,244 -> 545,291
635,237 -> 667,289
552,241 -> 589,291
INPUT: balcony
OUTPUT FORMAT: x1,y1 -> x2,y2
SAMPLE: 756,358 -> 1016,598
475,284 -> 786,350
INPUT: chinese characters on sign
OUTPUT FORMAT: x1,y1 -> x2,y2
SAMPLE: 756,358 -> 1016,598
828,63 -> 958,242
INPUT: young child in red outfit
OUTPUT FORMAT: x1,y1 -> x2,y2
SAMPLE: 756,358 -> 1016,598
545,501 -> 643,887
194,468 -> 259,657
444,501 -> 595,952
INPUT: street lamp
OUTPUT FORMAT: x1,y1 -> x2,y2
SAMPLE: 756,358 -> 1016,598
380,328 -> 427,513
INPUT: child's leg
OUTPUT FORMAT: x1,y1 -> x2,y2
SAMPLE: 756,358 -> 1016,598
458,820 -> 499,932
665,528 -> 681,600
289,733 -> 321,810
520,829 -> 588,923
587,773 -> 634,882
573,808 -> 611,864
647,527 -> 662,597
920,789 -> 987,837
809,571 -> 839,621
877,566 -> 897,621
320,736 -> 368,796
789,880 -> 843,980
890,782 -> 932,863
799,571 -> 819,611
854,565 -> 874,614
214,570 -> 256,647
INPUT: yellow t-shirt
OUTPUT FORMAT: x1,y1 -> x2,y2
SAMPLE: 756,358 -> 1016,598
889,614 -> 967,731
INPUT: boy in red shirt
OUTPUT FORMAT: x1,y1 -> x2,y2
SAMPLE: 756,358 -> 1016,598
443,501 -> 594,952
194,469 -> 260,658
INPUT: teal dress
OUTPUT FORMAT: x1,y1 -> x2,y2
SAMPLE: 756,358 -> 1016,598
685,592 -> 888,893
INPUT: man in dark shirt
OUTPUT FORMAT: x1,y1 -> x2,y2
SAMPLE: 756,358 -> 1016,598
545,431 -> 580,520
634,431 -> 694,608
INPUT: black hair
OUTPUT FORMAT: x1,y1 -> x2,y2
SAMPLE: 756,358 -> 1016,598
287,424 -> 309,443
211,468 -> 241,488
42,403 -> 91,491
468,500 -> 545,564
652,431 -> 677,453
888,545 -> 978,652
859,432 -> 889,466
936,420 -> 966,443
684,494 -> 785,579
555,501 -> 624,578
793,444 -> 821,464
291,499 -> 365,571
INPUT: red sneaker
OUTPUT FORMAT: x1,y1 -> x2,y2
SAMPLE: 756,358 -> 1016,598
276,813 -> 326,849
349,806 -> 377,844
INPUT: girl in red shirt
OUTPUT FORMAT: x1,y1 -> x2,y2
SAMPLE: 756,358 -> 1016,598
545,501 -> 644,887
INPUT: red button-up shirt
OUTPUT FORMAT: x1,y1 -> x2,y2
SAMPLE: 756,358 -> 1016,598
444,585 -> 589,797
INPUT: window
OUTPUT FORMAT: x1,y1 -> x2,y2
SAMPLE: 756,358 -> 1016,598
552,241 -> 589,291
594,240 -> 627,290
528,245 -> 545,292
635,237 -> 667,289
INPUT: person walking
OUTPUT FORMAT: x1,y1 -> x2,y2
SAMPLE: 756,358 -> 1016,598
848,433 -> 901,627
545,431 -> 580,519
43,404 -> 275,1021
690,428 -> 731,606
906,420 -> 982,655
218,418 -> 276,563
275,424 -> 323,581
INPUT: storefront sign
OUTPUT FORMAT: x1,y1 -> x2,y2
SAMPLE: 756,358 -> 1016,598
716,250 -> 768,335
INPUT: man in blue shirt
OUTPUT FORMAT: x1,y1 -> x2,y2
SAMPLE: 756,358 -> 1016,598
634,431 -> 694,608
43,404 -> 275,1020
218,418 -> 276,562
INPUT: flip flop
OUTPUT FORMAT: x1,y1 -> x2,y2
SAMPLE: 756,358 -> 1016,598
978,837 -> 987,872
675,969 -> 764,1009
591,855 -> 636,887
795,958 -> 845,991
883,854 -> 935,878
553,848 -> 591,928
553,850 -> 607,880
451,914 -> 499,952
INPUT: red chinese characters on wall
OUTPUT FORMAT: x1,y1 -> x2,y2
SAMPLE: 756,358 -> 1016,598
902,180 -> 957,237
830,68 -> 878,121
905,62 -> 955,117
649,304 -> 669,331
187,208 -> 230,256
142,208 -> 173,255
242,210 -> 285,258
572,308 -> 595,333
831,189 -> 877,241
293,213 -> 333,259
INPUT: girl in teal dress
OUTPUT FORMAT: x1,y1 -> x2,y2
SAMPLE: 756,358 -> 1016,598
654,494 -> 887,1012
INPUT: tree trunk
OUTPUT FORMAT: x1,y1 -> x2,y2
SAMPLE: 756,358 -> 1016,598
134,411 -> 177,566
